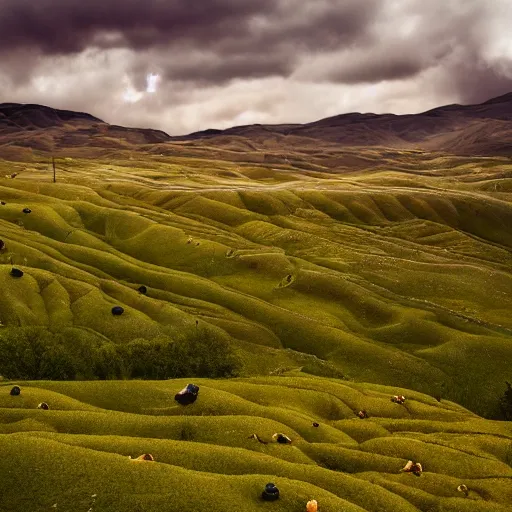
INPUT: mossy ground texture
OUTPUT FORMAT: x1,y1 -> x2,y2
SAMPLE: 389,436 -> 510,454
0,150 -> 511,510
1,376 -> 512,512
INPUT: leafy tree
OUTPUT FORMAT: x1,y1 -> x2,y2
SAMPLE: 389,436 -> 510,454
121,329 -> 240,380
0,327 -> 75,379
94,342 -> 124,380
122,337 -> 174,379
0,325 -> 241,381
173,326 -> 241,378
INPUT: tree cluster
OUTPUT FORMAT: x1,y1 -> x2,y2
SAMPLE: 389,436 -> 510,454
0,326 -> 240,381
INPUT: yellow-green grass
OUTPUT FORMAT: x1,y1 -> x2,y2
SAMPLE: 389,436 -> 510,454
0,153 -> 511,420
1,376 -> 511,512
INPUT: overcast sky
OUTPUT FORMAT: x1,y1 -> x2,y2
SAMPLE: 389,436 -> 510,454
0,0 -> 511,135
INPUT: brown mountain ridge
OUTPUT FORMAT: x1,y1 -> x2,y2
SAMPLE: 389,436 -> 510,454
1,93 -> 512,163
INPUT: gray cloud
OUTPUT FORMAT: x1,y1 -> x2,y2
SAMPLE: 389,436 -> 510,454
0,0 -> 274,52
0,0 -> 378,55
0,0 -> 510,134
0,0 -> 380,85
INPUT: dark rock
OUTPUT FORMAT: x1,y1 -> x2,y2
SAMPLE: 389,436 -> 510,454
175,383 -> 199,405
10,268 -> 23,278
111,306 -> 124,316
138,285 -> 147,294
273,433 -> 292,444
262,483 -> 279,501
10,386 -> 21,396
22,208 -> 32,214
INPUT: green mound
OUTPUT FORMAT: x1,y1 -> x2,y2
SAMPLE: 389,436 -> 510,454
1,377 -> 511,512
0,154 -> 511,418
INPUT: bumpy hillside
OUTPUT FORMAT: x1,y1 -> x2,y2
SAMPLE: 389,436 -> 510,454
1,376 -> 511,512
0,151 -> 511,419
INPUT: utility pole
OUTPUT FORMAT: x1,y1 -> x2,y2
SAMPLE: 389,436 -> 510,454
52,156 -> 56,183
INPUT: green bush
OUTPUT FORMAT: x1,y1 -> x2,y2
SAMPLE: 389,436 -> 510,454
94,342 -> 125,380
120,337 -> 176,380
172,327 -> 241,379
0,326 -> 241,381
0,327 -> 76,380
121,328 -> 241,380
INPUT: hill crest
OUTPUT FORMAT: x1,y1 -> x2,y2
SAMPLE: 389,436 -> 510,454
1,92 -> 512,157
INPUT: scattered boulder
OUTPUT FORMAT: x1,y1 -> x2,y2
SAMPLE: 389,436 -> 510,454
312,422 -> 320,428
261,483 -> 279,501
175,383 -> 199,405
1,201 -> 5,205
37,402 -> 49,410
138,285 -> 147,295
0,240 -> 5,251
401,460 -> 423,476
357,410 -> 369,419
10,268 -> 23,278
392,395 -> 406,405
306,499 -> 318,512
22,208 -> 32,214
111,306 -> 124,316
10,386 -> 21,396
457,484 -> 469,497
272,433 -> 292,444
129,454 -> 154,461
248,433 -> 268,444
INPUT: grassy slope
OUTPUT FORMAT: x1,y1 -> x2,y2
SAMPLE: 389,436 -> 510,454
1,376 -> 511,512
0,150 -> 511,511
0,153 -> 511,416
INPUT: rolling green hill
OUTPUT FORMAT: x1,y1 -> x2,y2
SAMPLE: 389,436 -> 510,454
1,376 -> 511,512
0,151 -> 511,418
0,140 -> 511,511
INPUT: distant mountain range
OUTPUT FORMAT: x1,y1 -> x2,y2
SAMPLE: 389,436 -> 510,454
1,92 -> 512,160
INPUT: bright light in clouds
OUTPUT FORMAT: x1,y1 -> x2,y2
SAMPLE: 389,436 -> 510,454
122,74 -> 143,103
146,73 -> 160,93
122,88 -> 143,103
122,73 -> 160,103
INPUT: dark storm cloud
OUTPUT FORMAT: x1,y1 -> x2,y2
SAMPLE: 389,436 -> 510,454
321,53 -> 427,85
438,51 -> 512,105
0,0 -> 510,135
0,0 -> 273,53
301,1 -> 487,85
0,0 -> 381,84
0,0 -> 379,53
